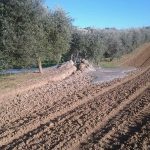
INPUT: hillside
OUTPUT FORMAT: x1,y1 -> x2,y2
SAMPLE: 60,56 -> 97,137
121,43 -> 150,67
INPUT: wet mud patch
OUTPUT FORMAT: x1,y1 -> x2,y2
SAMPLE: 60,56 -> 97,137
90,67 -> 136,84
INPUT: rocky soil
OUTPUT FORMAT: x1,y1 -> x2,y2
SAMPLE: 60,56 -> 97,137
0,66 -> 150,150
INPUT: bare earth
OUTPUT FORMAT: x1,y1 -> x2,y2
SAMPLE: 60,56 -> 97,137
121,43 -> 150,68
1,44 -> 150,149
0,64 -> 150,149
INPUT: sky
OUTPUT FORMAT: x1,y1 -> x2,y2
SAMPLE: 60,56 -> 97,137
44,0 -> 150,29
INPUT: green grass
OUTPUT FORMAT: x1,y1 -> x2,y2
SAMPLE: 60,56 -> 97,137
100,61 -> 118,68
0,74 -> 20,89
0,71 -> 45,96
0,73 -> 34,94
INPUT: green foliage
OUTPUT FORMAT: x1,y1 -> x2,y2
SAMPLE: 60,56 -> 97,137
47,8 -> 72,63
0,0 -> 150,70
0,0 -> 72,71
67,27 -> 150,65
0,0 -> 46,69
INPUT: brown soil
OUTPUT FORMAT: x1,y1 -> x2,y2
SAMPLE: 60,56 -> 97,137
0,45 -> 150,149
121,43 -> 150,67
0,65 -> 149,149
0,61 -> 76,101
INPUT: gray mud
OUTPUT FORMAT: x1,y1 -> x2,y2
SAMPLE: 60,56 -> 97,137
89,67 -> 136,84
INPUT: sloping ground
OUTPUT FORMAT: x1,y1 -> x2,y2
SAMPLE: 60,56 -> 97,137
0,47 -> 150,149
0,65 -> 149,149
0,60 -> 76,101
121,43 -> 150,67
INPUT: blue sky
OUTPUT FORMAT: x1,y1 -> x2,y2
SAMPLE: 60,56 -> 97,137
44,0 -> 150,29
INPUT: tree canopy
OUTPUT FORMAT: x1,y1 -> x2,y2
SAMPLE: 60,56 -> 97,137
0,0 -> 72,72
67,27 -> 150,64
1,0 -> 150,72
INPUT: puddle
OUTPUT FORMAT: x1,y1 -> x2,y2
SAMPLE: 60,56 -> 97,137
89,67 -> 136,84
0,66 -> 57,75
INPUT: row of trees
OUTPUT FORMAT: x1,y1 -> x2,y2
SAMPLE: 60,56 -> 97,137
1,0 -> 150,72
0,0 -> 72,73
68,27 -> 150,64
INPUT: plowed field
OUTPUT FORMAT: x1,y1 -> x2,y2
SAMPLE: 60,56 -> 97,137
0,66 -> 150,149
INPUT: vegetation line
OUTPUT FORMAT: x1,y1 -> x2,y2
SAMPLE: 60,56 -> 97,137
1,0 -> 150,72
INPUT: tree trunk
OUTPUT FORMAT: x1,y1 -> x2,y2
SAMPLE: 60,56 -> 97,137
57,55 -> 62,65
37,57 -> 43,73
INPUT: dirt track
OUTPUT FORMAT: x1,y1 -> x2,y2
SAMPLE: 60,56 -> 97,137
0,66 -> 150,149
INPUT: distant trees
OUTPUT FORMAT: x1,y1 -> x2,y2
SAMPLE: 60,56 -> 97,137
0,0 -> 150,71
67,27 -> 150,64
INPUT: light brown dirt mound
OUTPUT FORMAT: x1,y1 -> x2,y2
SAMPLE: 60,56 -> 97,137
121,43 -> 150,67
51,60 -> 77,81
78,59 -> 95,72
